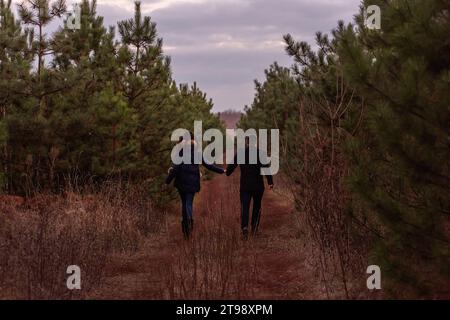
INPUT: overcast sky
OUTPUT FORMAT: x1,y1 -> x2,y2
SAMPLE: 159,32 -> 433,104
14,0 -> 361,111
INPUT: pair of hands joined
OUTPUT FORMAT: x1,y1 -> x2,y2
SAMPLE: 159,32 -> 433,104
222,168 -> 274,191
167,167 -> 274,190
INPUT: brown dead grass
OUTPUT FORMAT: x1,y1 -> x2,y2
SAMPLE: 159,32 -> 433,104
0,174 -> 384,300
0,184 -> 163,299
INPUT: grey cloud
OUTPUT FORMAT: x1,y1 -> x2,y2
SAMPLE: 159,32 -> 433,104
97,0 -> 362,110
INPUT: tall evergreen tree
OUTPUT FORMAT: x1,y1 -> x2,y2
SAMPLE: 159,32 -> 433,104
240,63 -> 301,135
1,0 -> 223,202
117,1 -> 170,107
0,0 -> 32,191
335,0 -> 450,295
117,1 -> 175,179
18,0 -> 66,78
49,0 -> 129,182
241,0 -> 449,297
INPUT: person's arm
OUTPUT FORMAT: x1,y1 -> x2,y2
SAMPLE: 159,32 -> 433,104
203,162 -> 225,174
226,153 -> 238,177
266,174 -> 274,189
165,165 -> 180,184
202,153 -> 225,174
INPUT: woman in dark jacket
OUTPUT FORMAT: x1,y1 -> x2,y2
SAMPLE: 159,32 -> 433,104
166,137 -> 225,239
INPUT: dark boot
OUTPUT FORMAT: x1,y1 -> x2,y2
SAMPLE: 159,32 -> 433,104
182,221 -> 190,240
242,228 -> 249,241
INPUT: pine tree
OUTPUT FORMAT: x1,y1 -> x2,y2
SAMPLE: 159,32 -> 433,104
117,1 -> 175,179
1,0 -> 223,199
49,0 -> 129,182
0,0 -> 32,191
117,1 -> 170,107
18,0 -> 66,78
336,0 -> 450,295
239,63 -> 301,135
241,0 -> 449,297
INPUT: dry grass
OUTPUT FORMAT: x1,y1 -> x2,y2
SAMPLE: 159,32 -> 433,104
163,210 -> 259,300
0,184 -> 163,300
162,178 -> 259,300
0,171 -> 380,300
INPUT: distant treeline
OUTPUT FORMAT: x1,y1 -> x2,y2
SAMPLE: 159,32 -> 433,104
218,110 -> 243,129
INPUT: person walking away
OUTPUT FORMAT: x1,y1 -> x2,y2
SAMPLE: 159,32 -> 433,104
166,134 -> 225,239
226,138 -> 274,239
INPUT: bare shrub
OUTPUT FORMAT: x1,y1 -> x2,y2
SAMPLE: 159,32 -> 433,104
284,96 -> 371,299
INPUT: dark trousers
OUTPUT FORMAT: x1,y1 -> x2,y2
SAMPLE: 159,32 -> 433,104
179,192 -> 195,222
240,190 -> 264,233
179,192 -> 195,238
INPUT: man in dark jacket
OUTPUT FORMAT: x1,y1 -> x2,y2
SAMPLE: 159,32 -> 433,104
226,141 -> 274,239
166,139 -> 225,239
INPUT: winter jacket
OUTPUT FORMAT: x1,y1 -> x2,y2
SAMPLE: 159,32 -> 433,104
165,143 -> 224,193
226,146 -> 274,192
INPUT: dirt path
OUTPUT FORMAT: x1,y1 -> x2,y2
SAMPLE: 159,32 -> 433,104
90,174 -> 323,299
